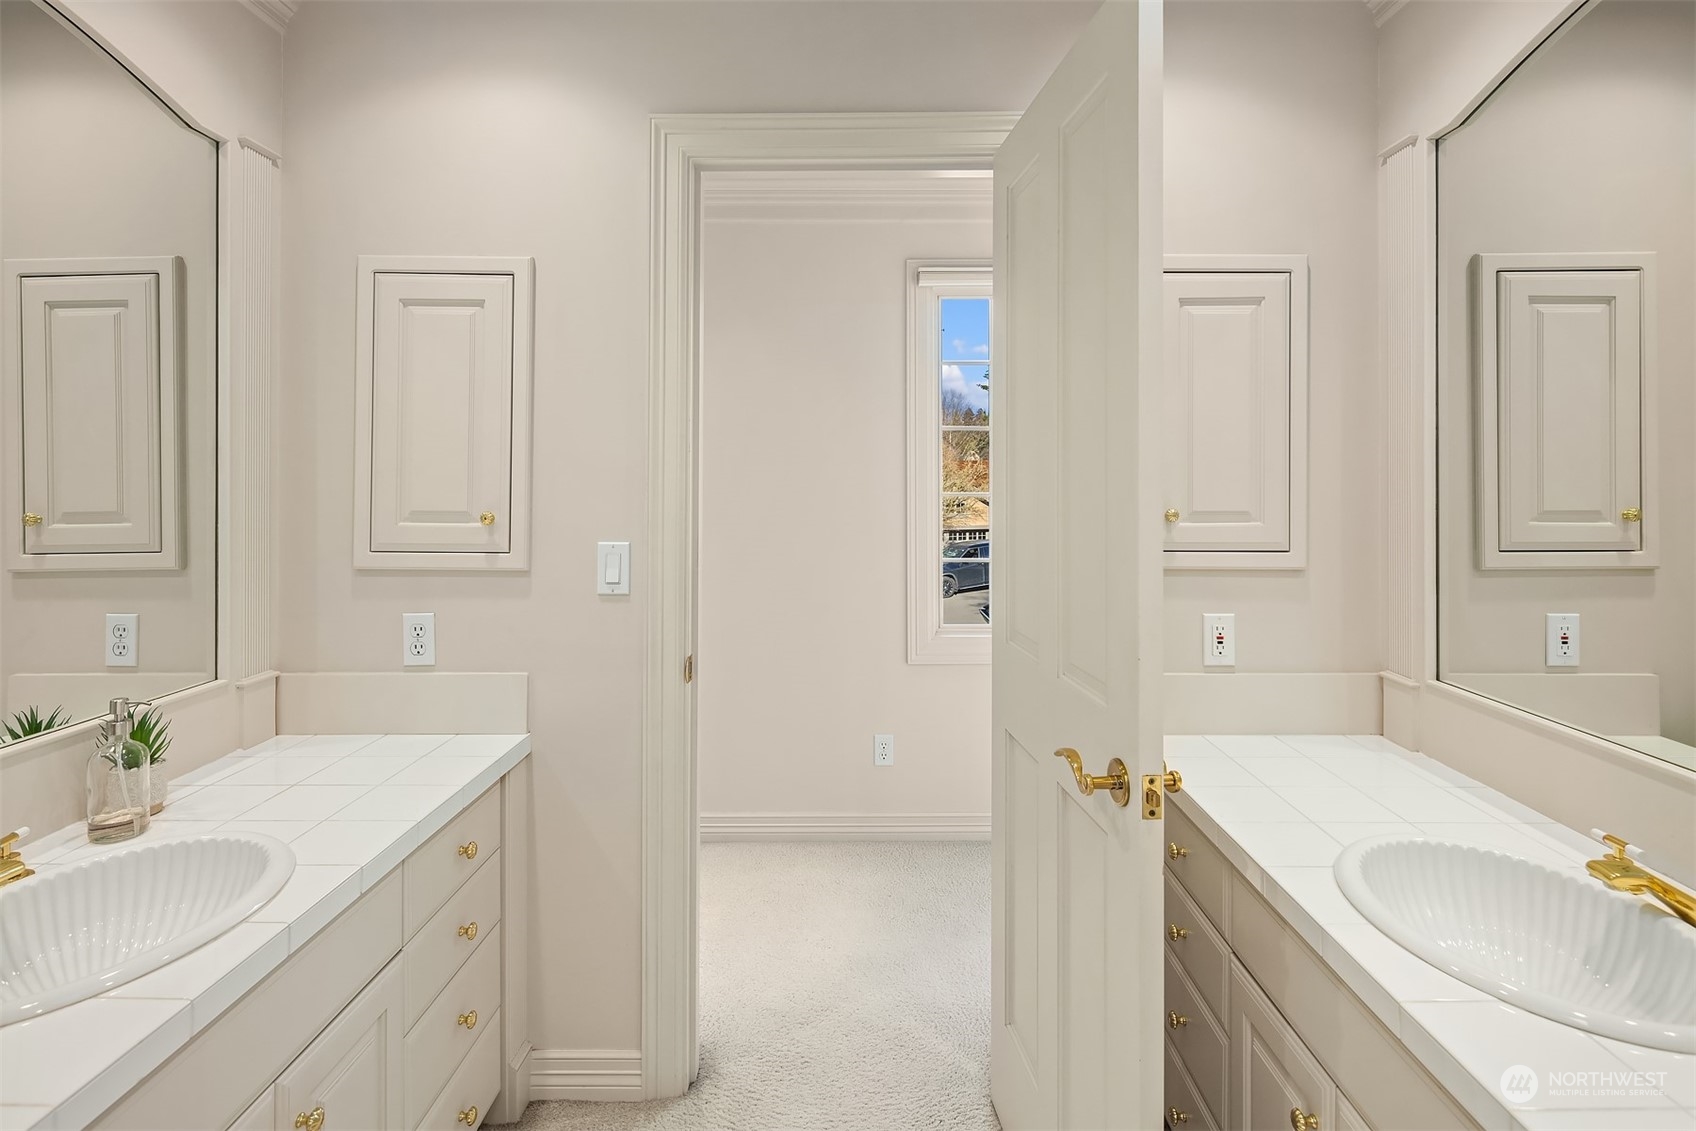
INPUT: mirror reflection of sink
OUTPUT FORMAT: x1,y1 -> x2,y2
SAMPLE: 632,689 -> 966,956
0,834 -> 295,1024
1334,836 -> 1696,1053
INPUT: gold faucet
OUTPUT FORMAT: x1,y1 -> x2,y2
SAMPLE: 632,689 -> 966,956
1586,831 -> 1696,928
0,827 -> 34,888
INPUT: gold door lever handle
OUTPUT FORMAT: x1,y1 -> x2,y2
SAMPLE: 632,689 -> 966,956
1053,748 -> 1132,807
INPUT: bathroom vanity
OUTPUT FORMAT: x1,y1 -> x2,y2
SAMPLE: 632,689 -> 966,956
1161,735 -> 1694,1131
0,735 -> 531,1131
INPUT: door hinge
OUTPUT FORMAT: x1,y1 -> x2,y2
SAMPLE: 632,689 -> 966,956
683,654 -> 694,684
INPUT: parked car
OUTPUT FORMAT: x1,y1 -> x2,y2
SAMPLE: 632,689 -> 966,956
942,540 -> 989,597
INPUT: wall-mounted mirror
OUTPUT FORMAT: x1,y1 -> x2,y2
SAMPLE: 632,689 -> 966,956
0,0 -> 218,738
1438,0 -> 1695,771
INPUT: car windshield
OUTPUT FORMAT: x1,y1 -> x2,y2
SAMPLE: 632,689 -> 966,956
943,542 -> 985,559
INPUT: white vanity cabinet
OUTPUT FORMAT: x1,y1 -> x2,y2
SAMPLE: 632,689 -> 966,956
1164,803 -> 1478,1131
90,773 -> 528,1131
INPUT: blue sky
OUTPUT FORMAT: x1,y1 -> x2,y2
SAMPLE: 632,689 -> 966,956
941,298 -> 991,415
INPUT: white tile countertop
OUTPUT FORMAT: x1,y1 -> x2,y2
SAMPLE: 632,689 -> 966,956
1166,734 -> 1696,1131
0,733 -> 530,1131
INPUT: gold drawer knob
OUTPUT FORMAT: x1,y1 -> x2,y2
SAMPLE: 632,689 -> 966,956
479,511 -> 496,527
1168,1011 -> 1188,1029
458,921 -> 479,941
22,513 -> 42,527
1291,1107 -> 1319,1131
1168,843 -> 1189,859
458,1106 -> 479,1127
458,1009 -> 478,1029
1169,1109 -> 1190,1125
294,1107 -> 325,1131
1168,923 -> 1190,941
1164,508 -> 1181,523
1622,506 -> 1642,523
458,840 -> 478,860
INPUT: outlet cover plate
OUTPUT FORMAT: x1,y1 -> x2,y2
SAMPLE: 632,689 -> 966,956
106,613 -> 139,668
1203,612 -> 1235,668
1545,613 -> 1580,668
873,734 -> 895,766
403,612 -> 436,667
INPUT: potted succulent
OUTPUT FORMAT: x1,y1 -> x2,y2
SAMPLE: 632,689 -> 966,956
1,705 -> 71,745
100,706 -> 172,815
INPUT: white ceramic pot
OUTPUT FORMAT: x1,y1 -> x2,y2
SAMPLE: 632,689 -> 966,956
106,764 -> 167,816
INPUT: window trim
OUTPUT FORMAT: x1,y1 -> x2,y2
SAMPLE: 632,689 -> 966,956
906,260 -> 992,664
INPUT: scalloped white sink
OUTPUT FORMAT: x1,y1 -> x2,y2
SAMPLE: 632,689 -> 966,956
1335,836 -> 1696,1052
0,834 -> 294,1024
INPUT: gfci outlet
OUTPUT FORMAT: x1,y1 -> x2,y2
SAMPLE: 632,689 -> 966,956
1203,613 -> 1236,667
106,613 -> 139,668
873,734 -> 895,766
1546,613 -> 1580,668
402,612 -> 436,667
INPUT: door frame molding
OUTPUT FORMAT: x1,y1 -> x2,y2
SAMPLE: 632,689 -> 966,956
643,112 -> 1015,1098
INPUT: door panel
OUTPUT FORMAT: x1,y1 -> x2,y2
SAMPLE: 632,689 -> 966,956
273,958 -> 404,1131
991,2 -> 1164,1128
1230,960 -> 1332,1131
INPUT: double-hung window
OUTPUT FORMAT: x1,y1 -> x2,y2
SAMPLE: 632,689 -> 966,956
907,262 -> 991,663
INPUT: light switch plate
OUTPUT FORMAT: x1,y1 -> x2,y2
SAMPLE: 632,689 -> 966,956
1546,613 -> 1580,668
597,542 -> 631,595
106,613 -> 139,668
403,612 -> 436,667
1203,613 -> 1235,667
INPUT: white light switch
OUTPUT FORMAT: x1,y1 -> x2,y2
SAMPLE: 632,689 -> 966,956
597,542 -> 630,595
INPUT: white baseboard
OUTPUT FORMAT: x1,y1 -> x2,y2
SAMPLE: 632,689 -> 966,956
1164,672 -> 1382,735
529,1048 -> 643,1101
700,812 -> 990,841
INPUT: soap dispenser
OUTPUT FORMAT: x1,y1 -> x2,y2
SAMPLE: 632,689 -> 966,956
87,697 -> 150,843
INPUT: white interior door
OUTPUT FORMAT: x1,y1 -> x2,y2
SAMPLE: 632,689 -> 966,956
990,2 -> 1165,1128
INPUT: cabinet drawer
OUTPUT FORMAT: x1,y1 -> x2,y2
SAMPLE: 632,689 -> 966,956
406,848 -> 502,1029
1165,947 -> 1228,1127
405,785 -> 500,939
1164,870 -> 1228,1027
406,923 -> 502,1129
1166,804 -> 1229,934
1164,1038 -> 1218,1131
274,956 -> 405,1131
417,1008 -> 503,1131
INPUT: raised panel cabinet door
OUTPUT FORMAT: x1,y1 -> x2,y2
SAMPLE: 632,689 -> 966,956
1229,961 -> 1333,1131
990,1 -> 1164,1128
272,958 -> 404,1131
368,271 -> 514,554
1163,272 -> 1292,553
16,271 -> 170,556
1498,269 -> 1642,552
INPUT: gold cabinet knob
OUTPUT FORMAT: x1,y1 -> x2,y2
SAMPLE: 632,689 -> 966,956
21,513 -> 42,527
458,1009 -> 478,1029
1291,1107 -> 1320,1131
1168,843 -> 1189,859
294,1107 -> 325,1131
458,921 -> 479,941
458,1107 -> 479,1127
458,840 -> 478,860
1168,923 -> 1190,941
1164,508 -> 1181,523
479,511 -> 496,526
1622,506 -> 1642,523
1169,1108 -> 1190,1125
1168,1010 -> 1189,1029
1053,748 -> 1132,807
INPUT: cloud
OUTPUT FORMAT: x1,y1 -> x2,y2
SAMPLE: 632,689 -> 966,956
942,364 -> 990,412
951,338 -> 992,358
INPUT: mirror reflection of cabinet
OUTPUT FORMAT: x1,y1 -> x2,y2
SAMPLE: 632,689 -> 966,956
1162,257 -> 1308,569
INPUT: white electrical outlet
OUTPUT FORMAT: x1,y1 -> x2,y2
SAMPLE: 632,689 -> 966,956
1203,613 -> 1235,667
873,734 -> 895,766
1546,613 -> 1580,668
106,613 -> 139,668
403,612 -> 436,667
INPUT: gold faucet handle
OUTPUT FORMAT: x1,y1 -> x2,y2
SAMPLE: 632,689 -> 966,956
1591,828 -> 1644,863
0,827 -> 30,859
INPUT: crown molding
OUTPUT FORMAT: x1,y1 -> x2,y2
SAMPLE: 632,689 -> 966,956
240,0 -> 298,35
1366,0 -> 1410,27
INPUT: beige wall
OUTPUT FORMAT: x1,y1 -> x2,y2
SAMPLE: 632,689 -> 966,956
1436,0 -> 1696,744
0,1 -> 219,719
1163,0 -> 1381,675
696,183 -> 992,822
277,0 -> 1095,1057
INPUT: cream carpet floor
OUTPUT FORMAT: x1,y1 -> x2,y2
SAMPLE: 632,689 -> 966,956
508,841 -> 998,1131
